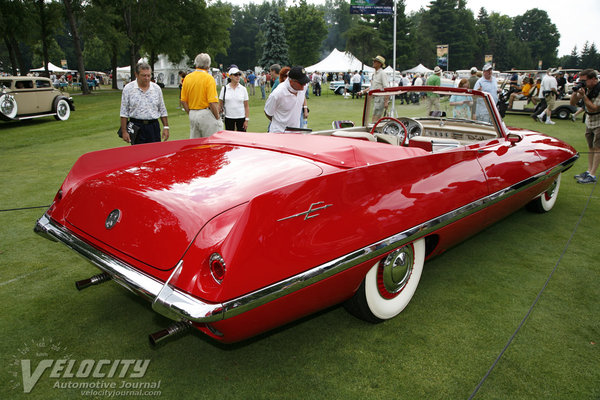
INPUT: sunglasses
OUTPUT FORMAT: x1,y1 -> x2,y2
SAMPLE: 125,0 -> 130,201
231,73 -> 241,76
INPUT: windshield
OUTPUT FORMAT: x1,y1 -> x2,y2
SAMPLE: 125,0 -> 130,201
363,87 -> 499,130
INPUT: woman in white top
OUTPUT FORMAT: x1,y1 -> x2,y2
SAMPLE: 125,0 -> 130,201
219,67 -> 250,131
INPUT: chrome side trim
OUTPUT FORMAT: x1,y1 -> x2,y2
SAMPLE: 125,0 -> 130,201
35,154 -> 578,324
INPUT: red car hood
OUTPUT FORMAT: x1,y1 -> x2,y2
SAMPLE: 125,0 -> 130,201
60,143 -> 324,270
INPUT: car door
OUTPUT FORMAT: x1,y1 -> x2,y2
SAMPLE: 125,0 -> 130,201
11,80 -> 37,115
35,79 -> 55,113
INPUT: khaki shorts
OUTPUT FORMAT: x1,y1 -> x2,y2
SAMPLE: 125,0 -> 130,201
372,96 -> 386,118
545,94 -> 555,110
585,126 -> 600,149
189,108 -> 222,138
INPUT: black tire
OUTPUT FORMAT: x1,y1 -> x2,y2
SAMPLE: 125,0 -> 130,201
335,86 -> 345,95
554,107 -> 570,120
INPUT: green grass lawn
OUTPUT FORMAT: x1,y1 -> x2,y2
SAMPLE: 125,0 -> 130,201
1,87 -> 598,399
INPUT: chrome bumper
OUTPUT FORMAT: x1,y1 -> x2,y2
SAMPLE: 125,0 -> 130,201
34,215 -> 225,323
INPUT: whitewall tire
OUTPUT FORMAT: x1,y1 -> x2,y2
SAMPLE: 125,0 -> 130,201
0,94 -> 18,119
526,173 -> 561,213
345,238 -> 426,323
54,98 -> 71,121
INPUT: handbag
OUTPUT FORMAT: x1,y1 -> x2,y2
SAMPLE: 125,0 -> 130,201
117,121 -> 140,144
220,85 -> 227,122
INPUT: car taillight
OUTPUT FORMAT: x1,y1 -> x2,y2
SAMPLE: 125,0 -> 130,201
209,253 -> 226,284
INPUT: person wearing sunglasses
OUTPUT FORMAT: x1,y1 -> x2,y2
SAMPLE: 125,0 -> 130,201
264,66 -> 310,133
219,67 -> 250,131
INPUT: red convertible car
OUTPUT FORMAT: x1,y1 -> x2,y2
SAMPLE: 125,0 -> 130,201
35,86 -> 577,345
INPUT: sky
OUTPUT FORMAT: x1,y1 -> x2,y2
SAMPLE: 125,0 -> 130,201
228,0 -> 599,57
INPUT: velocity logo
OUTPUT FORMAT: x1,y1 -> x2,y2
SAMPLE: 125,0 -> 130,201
10,338 -> 152,394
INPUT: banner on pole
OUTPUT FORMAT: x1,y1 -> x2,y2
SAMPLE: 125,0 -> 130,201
436,45 -> 448,69
350,0 -> 394,15
484,54 -> 493,64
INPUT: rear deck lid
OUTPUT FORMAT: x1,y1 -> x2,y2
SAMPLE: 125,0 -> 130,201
62,143 -> 323,270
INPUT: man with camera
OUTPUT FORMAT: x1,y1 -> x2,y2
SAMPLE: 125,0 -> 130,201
571,69 -> 600,184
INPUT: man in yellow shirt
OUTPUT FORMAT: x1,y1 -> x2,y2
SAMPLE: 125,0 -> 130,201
181,53 -> 221,138
508,77 -> 533,109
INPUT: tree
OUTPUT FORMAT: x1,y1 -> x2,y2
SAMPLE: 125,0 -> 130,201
513,9 -> 560,69
63,0 -> 90,94
221,4 -> 263,70
320,0 -> 355,55
85,0 -> 129,88
344,22 -> 386,70
258,7 -> 289,68
283,0 -> 327,66
580,41 -> 600,70
31,0 -> 63,76
0,0 -> 34,74
418,0 -> 478,70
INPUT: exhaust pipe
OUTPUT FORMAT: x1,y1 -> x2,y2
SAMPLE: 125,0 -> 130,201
75,272 -> 111,291
149,321 -> 190,346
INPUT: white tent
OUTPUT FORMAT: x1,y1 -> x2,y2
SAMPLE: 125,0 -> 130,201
31,62 -> 70,73
149,54 -> 189,88
402,64 -> 433,74
116,54 -> 190,89
306,48 -> 374,73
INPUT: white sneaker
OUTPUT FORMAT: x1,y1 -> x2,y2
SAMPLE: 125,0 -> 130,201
545,120 -> 555,125
537,114 -> 544,122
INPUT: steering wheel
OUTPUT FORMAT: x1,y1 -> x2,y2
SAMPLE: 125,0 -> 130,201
370,117 -> 408,142
396,117 -> 423,142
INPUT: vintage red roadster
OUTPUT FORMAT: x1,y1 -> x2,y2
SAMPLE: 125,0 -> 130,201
35,86 -> 577,344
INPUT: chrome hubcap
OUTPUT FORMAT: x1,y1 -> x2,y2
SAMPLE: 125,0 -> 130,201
381,245 -> 414,294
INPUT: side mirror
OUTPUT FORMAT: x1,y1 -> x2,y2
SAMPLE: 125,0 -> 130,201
507,132 -> 523,145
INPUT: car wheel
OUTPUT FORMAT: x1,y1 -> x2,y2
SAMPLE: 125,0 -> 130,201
526,173 -> 561,213
335,86 -> 345,95
344,238 -> 425,323
555,108 -> 570,120
54,98 -> 71,121
0,94 -> 18,119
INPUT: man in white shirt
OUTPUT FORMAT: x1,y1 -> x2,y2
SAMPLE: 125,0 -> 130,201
536,69 -> 558,125
351,70 -> 362,99
312,71 -> 322,96
264,66 -> 310,132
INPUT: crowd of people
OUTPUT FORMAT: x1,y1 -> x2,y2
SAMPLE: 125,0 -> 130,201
117,52 -> 599,186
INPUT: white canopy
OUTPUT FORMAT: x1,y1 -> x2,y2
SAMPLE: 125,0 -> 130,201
31,62 -> 69,73
402,64 -> 433,74
117,54 -> 190,89
306,48 -> 374,73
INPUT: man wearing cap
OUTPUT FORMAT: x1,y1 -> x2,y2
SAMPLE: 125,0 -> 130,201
474,63 -> 499,123
535,69 -> 558,125
468,67 -> 478,89
264,66 -> 310,132
474,63 -> 498,104
425,66 -> 443,115
360,55 -> 389,122
181,53 -> 221,138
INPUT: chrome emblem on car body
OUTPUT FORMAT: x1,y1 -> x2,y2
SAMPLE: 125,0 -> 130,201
277,202 -> 333,222
105,209 -> 121,229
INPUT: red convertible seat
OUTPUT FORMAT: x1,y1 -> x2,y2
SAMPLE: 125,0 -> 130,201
208,131 -> 428,168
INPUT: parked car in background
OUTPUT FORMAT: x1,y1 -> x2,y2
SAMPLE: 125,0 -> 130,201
0,76 -> 74,121
35,85 -> 577,345
329,80 -> 370,95
496,80 -> 576,120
